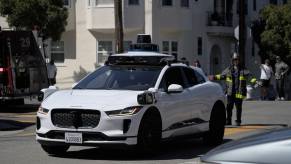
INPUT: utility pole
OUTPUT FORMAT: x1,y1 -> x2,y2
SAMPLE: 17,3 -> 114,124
239,0 -> 246,67
114,0 -> 124,53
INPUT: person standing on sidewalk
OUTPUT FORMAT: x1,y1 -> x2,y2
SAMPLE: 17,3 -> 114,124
193,59 -> 201,68
47,59 -> 57,86
209,53 -> 256,126
260,59 -> 273,100
275,56 -> 289,100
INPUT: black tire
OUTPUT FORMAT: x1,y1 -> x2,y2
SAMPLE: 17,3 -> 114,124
137,111 -> 162,153
41,145 -> 70,155
203,103 -> 226,145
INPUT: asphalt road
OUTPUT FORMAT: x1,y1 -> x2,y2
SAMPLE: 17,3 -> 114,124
0,101 -> 290,164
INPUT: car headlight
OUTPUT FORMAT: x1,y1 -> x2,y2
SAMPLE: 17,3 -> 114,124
105,106 -> 143,117
38,106 -> 49,115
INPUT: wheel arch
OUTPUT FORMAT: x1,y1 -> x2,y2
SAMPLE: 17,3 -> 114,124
140,106 -> 162,128
211,100 -> 226,119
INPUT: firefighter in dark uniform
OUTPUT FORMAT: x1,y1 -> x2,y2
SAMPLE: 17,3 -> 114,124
210,53 -> 256,126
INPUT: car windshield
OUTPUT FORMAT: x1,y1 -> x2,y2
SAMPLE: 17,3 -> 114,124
74,65 -> 162,91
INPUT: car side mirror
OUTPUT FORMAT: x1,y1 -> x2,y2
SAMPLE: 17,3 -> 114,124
38,86 -> 59,101
137,91 -> 155,105
167,84 -> 183,93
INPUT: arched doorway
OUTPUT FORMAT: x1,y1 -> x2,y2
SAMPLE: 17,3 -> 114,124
210,45 -> 222,75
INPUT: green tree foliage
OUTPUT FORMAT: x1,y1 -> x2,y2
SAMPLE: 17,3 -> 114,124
0,0 -> 68,40
252,3 -> 291,66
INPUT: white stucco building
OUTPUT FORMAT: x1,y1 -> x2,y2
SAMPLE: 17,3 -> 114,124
1,0 -> 288,89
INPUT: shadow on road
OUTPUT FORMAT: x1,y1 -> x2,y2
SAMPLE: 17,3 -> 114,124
0,104 -> 39,113
51,138 -> 232,161
0,119 -> 34,131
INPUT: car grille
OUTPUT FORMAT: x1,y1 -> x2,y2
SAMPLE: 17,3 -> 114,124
51,109 -> 101,129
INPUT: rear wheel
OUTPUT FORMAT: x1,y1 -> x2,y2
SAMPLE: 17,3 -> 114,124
137,111 -> 162,153
203,102 -> 226,145
41,145 -> 70,155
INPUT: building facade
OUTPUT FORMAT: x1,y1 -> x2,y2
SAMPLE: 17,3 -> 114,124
1,0 -> 288,89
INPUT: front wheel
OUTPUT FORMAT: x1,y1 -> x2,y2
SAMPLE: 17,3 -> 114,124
137,112 -> 162,153
41,145 -> 70,155
203,103 -> 226,145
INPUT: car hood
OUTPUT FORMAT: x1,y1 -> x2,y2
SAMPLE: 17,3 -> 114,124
201,128 -> 291,164
42,89 -> 143,111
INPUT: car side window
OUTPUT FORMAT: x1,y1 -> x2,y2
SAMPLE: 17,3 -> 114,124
194,70 -> 206,84
159,67 -> 185,91
182,67 -> 198,87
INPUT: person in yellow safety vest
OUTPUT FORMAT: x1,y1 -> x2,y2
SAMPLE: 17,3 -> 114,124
209,52 -> 257,126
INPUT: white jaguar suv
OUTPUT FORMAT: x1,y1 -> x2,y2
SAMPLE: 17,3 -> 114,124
36,51 -> 226,155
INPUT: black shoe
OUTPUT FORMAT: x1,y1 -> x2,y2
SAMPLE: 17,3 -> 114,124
235,121 -> 241,126
226,120 -> 232,125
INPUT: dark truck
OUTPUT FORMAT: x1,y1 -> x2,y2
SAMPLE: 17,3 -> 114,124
0,30 -> 49,104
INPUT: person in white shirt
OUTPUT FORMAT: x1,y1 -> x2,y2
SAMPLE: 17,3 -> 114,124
47,59 -> 57,85
260,59 -> 273,100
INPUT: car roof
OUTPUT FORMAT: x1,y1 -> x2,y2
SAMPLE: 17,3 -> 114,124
107,51 -> 177,66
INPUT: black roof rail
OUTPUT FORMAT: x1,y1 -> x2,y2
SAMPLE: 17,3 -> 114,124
159,58 -> 189,66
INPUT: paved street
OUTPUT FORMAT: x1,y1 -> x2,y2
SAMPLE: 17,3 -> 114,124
0,101 -> 290,164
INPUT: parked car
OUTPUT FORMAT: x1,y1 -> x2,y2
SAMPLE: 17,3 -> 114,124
201,128 -> 291,164
36,51 -> 226,155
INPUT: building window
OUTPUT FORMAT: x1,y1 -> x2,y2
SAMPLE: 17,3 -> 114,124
171,41 -> 178,58
51,41 -> 65,63
95,0 -> 114,6
162,41 -> 169,54
253,0 -> 256,11
63,0 -> 70,7
97,41 -> 112,63
123,41 -> 132,51
197,37 -> 202,55
181,0 -> 189,7
162,0 -> 173,6
270,0 -> 278,5
162,41 -> 178,58
129,0 -> 139,5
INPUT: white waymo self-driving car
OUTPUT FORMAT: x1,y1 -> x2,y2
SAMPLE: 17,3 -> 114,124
36,50 -> 226,155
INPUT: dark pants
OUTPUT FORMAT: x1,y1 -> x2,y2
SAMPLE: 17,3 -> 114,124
226,95 -> 243,123
49,78 -> 56,85
276,79 -> 285,98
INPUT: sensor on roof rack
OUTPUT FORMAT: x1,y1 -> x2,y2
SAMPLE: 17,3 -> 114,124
106,55 -> 174,66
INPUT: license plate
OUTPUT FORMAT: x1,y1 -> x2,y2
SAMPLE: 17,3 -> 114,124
65,132 -> 82,144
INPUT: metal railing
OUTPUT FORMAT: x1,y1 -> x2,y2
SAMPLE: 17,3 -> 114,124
207,11 -> 233,27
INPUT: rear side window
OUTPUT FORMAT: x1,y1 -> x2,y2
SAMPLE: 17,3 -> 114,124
194,70 -> 206,84
182,67 -> 198,87
159,67 -> 185,91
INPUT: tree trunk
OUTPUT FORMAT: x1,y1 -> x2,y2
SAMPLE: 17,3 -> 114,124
114,0 -> 124,54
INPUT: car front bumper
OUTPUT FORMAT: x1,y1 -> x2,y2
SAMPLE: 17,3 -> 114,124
36,109 -> 143,147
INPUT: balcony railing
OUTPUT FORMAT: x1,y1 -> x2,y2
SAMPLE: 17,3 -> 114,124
207,11 -> 233,27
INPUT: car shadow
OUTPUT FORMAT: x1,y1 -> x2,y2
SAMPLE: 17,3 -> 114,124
51,138 -> 232,161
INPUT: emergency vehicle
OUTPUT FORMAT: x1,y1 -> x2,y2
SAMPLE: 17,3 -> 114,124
0,29 -> 49,104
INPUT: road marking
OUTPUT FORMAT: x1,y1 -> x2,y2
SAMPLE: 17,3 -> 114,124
16,132 -> 35,137
16,119 -> 35,123
224,125 -> 275,136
